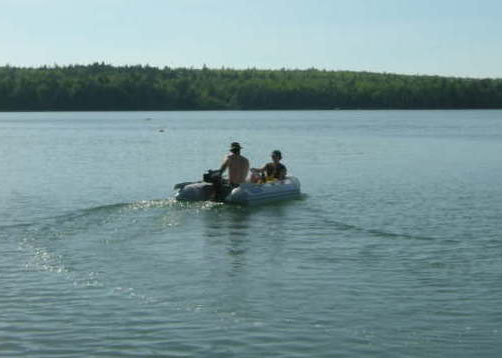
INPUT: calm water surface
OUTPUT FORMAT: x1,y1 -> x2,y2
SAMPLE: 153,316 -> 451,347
1,110 -> 501,357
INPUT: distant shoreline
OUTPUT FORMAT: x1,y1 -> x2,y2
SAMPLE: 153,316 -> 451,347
1,64 -> 501,111
2,108 -> 501,113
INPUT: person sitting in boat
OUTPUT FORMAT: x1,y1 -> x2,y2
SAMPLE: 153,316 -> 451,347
251,150 -> 287,182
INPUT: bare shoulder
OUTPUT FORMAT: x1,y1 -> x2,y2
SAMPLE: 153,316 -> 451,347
226,153 -> 236,162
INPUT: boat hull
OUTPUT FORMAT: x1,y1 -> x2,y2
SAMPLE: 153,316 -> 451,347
175,177 -> 301,205
226,177 -> 301,205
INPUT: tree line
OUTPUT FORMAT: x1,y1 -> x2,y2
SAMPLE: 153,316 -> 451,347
0,63 -> 501,111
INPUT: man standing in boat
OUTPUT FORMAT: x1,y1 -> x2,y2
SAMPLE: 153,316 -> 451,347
219,142 -> 250,187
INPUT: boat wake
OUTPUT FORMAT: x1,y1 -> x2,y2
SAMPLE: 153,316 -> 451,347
0,197 -> 223,232
298,201 -> 438,242
1,197 -> 228,306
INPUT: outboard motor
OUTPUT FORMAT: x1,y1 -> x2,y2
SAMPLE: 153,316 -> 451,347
203,169 -> 223,185
203,169 -> 229,202
174,169 -> 224,202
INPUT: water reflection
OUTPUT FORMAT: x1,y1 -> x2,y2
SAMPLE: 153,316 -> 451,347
201,205 -> 253,276
201,201 -> 295,278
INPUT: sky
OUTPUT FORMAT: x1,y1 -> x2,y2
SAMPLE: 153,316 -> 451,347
1,0 -> 501,78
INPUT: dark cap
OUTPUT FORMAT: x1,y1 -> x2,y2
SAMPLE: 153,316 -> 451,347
272,150 -> 282,158
230,142 -> 242,150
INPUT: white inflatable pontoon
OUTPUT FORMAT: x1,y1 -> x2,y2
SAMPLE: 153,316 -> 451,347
226,177 -> 301,205
174,173 -> 301,206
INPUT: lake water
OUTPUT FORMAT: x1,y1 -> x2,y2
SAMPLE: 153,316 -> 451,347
1,110 -> 501,357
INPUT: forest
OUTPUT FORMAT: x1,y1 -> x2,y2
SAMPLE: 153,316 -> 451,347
0,63 -> 501,111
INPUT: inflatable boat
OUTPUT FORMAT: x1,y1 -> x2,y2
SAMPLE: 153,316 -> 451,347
174,170 -> 301,206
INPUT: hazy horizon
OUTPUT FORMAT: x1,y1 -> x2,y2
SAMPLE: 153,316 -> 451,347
2,0 -> 501,79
